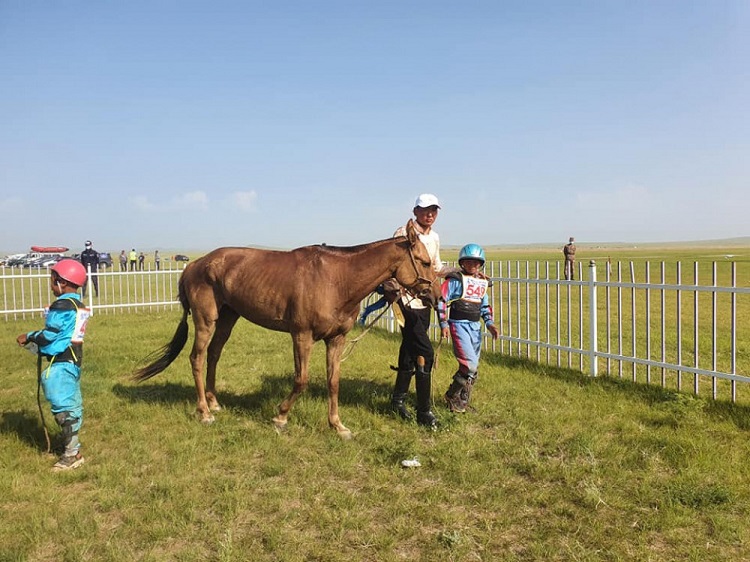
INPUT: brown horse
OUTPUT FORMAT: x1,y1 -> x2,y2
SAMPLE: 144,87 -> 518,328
132,219 -> 439,439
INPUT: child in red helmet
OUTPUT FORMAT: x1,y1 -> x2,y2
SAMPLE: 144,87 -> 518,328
16,259 -> 91,471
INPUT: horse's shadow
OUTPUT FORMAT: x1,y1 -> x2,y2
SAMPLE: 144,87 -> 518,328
0,410 -> 58,453
112,371 -> 397,420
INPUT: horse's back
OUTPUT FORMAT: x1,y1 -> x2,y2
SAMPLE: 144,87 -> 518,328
181,246 -> 334,330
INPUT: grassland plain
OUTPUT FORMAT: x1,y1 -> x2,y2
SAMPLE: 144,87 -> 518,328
3,300 -> 750,562
2,243 -> 750,561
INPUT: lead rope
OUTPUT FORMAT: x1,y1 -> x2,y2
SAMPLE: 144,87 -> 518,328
342,287 -> 427,363
36,353 -> 51,454
341,302 -> 395,363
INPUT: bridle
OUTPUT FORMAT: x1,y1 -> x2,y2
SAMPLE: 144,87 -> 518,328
402,241 -> 439,302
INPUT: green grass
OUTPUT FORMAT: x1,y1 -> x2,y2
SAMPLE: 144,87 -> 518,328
3,308 -> 750,561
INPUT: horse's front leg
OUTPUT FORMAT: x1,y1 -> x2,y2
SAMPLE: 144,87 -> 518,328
273,332 -> 313,432
325,334 -> 351,439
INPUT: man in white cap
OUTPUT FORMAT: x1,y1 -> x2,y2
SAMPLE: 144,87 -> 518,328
386,193 -> 450,428
79,240 -> 100,298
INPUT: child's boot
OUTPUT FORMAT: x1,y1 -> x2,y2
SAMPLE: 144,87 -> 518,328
445,372 -> 469,413
52,411 -> 84,471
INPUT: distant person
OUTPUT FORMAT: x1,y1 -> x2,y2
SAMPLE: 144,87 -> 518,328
154,250 -> 160,271
79,240 -> 99,298
16,259 -> 90,471
138,252 -> 145,271
119,250 -> 127,271
439,244 -> 499,413
563,237 -> 577,281
128,249 -> 137,271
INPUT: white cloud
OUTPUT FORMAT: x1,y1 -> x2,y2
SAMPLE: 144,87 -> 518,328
130,196 -> 157,212
231,190 -> 258,212
172,191 -> 209,211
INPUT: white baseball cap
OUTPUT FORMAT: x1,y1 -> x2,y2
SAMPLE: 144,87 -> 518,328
414,193 -> 441,209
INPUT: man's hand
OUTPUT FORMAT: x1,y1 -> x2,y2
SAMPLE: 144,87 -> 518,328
382,278 -> 402,303
16,334 -> 28,347
441,326 -> 450,340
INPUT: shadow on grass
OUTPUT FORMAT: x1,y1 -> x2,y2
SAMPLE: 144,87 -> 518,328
112,372 -> 397,419
489,352 -> 750,431
0,410 -> 59,453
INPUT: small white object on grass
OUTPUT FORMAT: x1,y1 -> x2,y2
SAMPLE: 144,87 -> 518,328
401,458 -> 421,468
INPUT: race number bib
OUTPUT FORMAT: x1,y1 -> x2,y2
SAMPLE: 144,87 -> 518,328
462,276 -> 488,303
71,304 -> 91,344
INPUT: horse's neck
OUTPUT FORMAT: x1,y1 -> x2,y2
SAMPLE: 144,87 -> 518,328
344,239 -> 404,301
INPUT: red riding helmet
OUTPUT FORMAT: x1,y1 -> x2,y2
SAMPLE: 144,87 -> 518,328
51,259 -> 88,288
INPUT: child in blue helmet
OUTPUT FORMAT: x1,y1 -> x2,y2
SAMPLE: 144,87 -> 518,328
16,259 -> 91,471
438,244 -> 499,413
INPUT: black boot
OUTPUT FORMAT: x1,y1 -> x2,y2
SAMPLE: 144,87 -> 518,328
390,370 -> 413,420
415,358 -> 437,429
460,374 -> 477,412
444,372 -> 468,413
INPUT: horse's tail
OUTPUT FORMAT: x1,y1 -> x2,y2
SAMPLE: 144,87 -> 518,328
131,277 -> 191,382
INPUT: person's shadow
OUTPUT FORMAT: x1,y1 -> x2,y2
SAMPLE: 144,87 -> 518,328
0,410 -> 57,453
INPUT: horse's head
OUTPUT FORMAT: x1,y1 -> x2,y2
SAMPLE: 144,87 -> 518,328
394,219 -> 441,308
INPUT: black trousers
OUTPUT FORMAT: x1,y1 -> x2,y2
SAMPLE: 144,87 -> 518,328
396,303 -> 435,373
81,274 -> 98,297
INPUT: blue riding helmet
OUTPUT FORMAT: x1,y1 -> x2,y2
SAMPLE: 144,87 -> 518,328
458,243 -> 485,265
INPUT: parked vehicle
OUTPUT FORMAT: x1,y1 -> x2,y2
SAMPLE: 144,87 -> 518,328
1,253 -> 28,266
173,254 -> 190,262
24,253 -> 64,268
4,254 -> 31,267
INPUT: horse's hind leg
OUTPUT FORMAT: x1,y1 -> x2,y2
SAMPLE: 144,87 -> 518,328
273,332 -> 313,432
189,303 -> 219,423
205,307 -> 240,412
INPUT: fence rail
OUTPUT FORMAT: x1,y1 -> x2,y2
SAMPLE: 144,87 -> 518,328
1,264 -> 185,320
3,259 -> 749,402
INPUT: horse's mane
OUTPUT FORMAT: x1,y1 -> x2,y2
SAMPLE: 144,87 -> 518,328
310,235 -> 407,256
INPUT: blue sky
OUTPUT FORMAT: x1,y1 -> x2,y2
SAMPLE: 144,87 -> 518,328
1,1 -> 748,253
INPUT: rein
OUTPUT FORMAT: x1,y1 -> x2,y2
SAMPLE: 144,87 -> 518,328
341,302 -> 393,363
36,353 -> 51,454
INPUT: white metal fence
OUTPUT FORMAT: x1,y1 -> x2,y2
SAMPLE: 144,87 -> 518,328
0,263 -> 186,320
368,259 -> 750,403
4,259 -> 749,402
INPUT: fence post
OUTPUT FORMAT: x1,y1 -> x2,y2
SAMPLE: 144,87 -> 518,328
85,264 -> 95,316
589,260 -> 598,377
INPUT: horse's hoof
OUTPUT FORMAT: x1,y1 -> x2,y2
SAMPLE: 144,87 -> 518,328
272,417 -> 288,434
209,403 -> 222,412
333,425 -> 353,440
198,413 -> 215,424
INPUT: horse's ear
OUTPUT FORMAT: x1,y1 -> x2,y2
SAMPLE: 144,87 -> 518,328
405,219 -> 418,245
